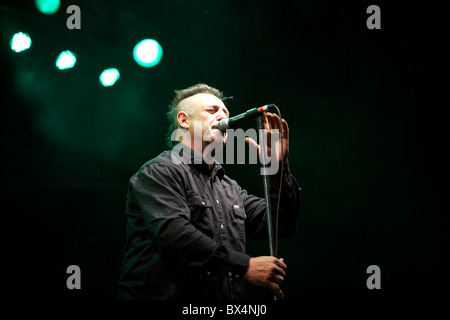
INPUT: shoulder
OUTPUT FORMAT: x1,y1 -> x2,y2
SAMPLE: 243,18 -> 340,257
221,174 -> 242,190
131,150 -> 187,182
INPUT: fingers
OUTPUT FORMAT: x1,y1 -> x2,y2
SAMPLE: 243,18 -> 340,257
263,113 -> 277,130
272,274 -> 284,285
270,258 -> 286,298
274,266 -> 286,278
271,267 -> 285,287
264,113 -> 287,138
271,258 -> 286,284
277,257 -> 287,270
281,119 -> 289,139
245,137 -> 260,156
268,282 -> 284,299
264,113 -> 274,130
244,256 -> 287,299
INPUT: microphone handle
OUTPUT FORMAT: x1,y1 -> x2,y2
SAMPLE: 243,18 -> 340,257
227,104 -> 274,129
228,107 -> 264,127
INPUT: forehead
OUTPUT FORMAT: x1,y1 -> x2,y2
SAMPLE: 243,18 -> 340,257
187,93 -> 227,110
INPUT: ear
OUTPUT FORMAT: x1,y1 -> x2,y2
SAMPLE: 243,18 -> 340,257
177,111 -> 190,130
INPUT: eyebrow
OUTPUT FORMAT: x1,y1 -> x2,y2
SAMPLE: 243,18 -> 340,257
206,105 -> 230,117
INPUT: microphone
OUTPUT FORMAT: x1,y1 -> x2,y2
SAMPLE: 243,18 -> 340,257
218,104 -> 274,131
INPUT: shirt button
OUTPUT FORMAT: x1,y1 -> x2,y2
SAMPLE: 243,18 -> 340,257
220,224 -> 224,229
228,272 -> 233,277
206,271 -> 211,275
201,201 -> 205,206
216,199 -> 219,204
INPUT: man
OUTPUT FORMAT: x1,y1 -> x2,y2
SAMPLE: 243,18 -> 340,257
117,83 -> 300,300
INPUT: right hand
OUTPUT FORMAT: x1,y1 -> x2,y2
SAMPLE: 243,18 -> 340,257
243,256 -> 287,299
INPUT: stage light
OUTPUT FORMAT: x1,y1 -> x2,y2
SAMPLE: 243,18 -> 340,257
35,0 -> 60,15
10,32 -> 32,53
133,39 -> 163,68
99,68 -> 120,87
56,50 -> 76,70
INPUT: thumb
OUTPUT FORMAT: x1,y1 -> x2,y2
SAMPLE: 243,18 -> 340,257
245,137 -> 260,156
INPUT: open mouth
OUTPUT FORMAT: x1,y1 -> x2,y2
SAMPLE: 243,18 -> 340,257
210,123 -> 222,132
211,128 -> 225,136
211,123 -> 219,130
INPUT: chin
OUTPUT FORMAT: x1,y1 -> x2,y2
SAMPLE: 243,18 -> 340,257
205,129 -> 225,144
215,131 -> 227,145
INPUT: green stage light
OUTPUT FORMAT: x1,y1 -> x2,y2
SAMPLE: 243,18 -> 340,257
35,0 -> 60,15
56,50 -> 76,70
10,32 -> 32,52
133,39 -> 163,68
99,68 -> 120,87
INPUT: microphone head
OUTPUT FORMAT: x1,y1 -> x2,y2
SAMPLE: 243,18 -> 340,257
217,119 -> 229,132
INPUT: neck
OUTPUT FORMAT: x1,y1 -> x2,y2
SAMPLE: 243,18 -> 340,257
180,140 -> 216,165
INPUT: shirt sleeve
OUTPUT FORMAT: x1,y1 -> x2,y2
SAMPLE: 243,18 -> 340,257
240,159 -> 301,239
131,160 -> 250,278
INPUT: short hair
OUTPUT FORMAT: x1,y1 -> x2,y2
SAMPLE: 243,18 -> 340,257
165,83 -> 225,148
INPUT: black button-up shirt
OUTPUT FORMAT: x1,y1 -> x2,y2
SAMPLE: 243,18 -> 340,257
117,146 -> 301,300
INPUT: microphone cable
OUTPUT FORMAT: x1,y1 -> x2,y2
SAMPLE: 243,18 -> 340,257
268,104 -> 284,258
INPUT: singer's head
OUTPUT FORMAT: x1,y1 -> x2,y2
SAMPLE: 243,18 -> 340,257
166,83 -> 230,153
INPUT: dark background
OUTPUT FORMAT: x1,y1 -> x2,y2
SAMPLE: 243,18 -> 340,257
0,0 -> 447,300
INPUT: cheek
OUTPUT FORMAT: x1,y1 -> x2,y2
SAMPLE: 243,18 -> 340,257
189,118 -> 206,135
203,116 -> 215,130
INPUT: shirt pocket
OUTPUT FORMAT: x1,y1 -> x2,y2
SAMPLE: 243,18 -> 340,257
186,194 -> 215,239
231,204 -> 247,244
232,204 -> 247,220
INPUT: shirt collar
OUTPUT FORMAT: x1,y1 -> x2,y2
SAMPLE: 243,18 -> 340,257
171,143 -> 225,178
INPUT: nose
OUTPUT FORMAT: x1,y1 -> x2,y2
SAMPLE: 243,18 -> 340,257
216,108 -> 228,121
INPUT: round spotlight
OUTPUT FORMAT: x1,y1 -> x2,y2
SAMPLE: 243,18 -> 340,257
133,39 -> 163,68
35,0 -> 60,15
10,32 -> 32,53
99,68 -> 120,87
56,50 -> 76,70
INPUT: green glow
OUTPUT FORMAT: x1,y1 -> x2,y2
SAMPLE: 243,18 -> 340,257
10,32 -> 32,53
133,39 -> 163,68
99,68 -> 120,87
56,51 -> 76,70
35,0 -> 60,15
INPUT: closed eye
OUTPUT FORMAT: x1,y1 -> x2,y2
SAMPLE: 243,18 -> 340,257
205,105 -> 229,118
